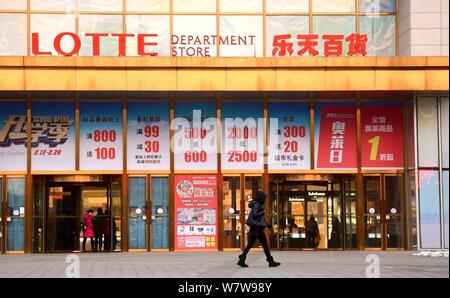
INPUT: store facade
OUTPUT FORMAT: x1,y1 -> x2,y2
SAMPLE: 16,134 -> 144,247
0,0 -> 449,253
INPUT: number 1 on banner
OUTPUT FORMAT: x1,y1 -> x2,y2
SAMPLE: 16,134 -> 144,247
368,136 -> 380,161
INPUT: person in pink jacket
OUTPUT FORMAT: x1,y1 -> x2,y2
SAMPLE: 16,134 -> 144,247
82,209 -> 95,252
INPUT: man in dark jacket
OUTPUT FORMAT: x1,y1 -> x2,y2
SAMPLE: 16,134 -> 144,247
237,191 -> 281,268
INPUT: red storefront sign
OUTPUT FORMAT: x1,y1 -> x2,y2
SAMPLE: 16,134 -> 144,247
361,105 -> 404,169
317,106 -> 357,169
174,175 -> 218,250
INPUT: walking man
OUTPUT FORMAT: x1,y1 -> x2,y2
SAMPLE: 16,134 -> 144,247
237,191 -> 281,268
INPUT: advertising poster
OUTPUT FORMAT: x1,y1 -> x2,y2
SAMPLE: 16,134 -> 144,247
222,102 -> 264,171
79,102 -> 123,171
174,102 -> 217,171
175,175 -> 218,250
361,104 -> 404,169
31,102 -> 75,171
268,102 -> 311,170
315,104 -> 357,169
127,102 -> 170,171
0,102 -> 27,171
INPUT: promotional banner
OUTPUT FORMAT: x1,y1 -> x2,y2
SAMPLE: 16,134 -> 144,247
127,102 -> 170,171
31,102 -> 75,171
174,102 -> 217,171
222,102 -> 264,171
175,175 -> 218,250
268,102 -> 311,170
79,102 -> 123,171
361,104 -> 404,169
315,105 -> 357,169
0,102 -> 27,171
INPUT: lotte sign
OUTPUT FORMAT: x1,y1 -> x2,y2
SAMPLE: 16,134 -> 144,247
31,32 -> 368,57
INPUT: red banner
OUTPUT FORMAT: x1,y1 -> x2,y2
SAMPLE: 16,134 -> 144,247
317,106 -> 357,169
361,105 -> 404,169
174,175 -> 218,250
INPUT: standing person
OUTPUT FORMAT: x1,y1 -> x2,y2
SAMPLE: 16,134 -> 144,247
237,191 -> 281,268
306,215 -> 320,248
93,208 -> 104,252
329,216 -> 342,248
82,209 -> 95,252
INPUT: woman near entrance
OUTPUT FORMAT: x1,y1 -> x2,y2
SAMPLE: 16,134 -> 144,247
82,209 -> 95,252
307,215 -> 320,248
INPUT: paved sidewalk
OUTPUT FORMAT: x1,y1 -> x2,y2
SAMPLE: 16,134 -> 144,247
0,251 -> 448,278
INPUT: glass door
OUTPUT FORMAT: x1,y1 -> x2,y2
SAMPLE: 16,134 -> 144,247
385,175 -> 404,249
129,177 -> 147,250
306,184 -> 328,249
244,175 -> 263,248
6,178 -> 25,252
47,184 -> 79,252
364,176 -> 382,248
151,177 -> 169,249
364,175 -> 404,250
222,176 -> 242,249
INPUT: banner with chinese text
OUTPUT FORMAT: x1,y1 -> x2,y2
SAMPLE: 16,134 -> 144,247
175,175 -> 218,250
221,102 -> 264,171
361,104 -> 404,169
31,102 -> 75,171
127,102 -> 170,171
315,104 -> 357,169
268,102 -> 311,170
79,102 -> 123,171
0,102 -> 27,171
174,102 -> 217,171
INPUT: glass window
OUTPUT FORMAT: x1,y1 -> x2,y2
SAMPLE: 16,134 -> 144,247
360,0 -> 396,13
78,15 -> 123,56
0,0 -> 27,10
30,14 -> 76,56
267,16 -> 309,57
220,16 -> 263,57
7,178 -> 25,251
30,0 -> 75,11
313,16 -> 356,56
173,15 -> 217,57
266,0 -> 309,13
79,0 -> 122,11
444,170 -> 449,249
126,15 -> 170,56
126,0 -> 169,12
129,177 -> 146,250
0,13 -> 27,56
418,170 -> 441,249
220,0 -> 262,13
359,15 -> 395,56
312,0 -> 356,13
417,98 -> 439,167
173,0 -> 216,12
441,97 -> 449,169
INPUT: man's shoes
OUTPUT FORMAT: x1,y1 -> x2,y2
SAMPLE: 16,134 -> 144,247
267,256 -> 281,267
237,255 -> 249,268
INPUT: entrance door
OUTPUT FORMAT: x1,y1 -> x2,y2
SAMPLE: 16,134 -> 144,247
46,183 -> 114,252
364,175 -> 404,249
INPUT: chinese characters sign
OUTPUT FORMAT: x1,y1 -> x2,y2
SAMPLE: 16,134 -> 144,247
31,102 -> 75,171
0,102 -> 27,171
272,34 -> 368,57
316,105 -> 357,169
174,103 -> 217,171
175,175 -> 218,250
269,102 -> 311,170
127,102 -> 170,171
79,102 -> 123,171
222,102 -> 264,171
361,105 -> 404,169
